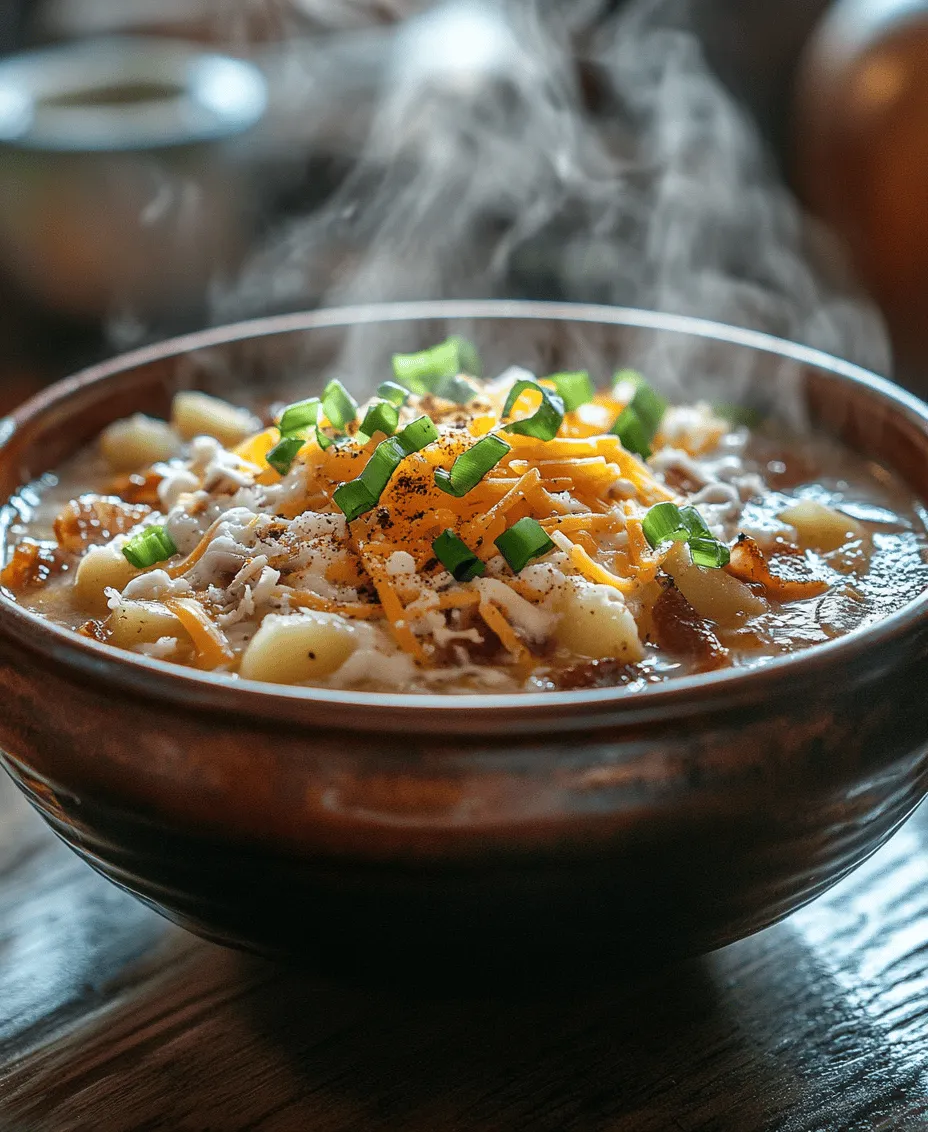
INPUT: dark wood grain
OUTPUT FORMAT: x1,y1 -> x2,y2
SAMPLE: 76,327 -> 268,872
2,767 -> 928,1132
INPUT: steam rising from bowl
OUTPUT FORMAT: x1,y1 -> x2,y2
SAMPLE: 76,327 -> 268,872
213,0 -> 888,402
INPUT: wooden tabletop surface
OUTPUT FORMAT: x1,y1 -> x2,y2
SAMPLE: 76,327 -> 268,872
2,767 -> 928,1131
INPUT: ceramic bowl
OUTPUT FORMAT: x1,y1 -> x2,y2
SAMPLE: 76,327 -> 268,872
1,301 -> 927,975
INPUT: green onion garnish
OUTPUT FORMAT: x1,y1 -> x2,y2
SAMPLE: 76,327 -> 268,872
333,437 -> 404,522
333,415 -> 439,522
679,505 -> 712,540
266,436 -> 306,476
271,397 -> 328,472
641,502 -> 730,568
377,381 -> 408,407
332,480 -> 377,523
545,371 -> 594,413
689,537 -> 731,569
432,529 -> 486,581
392,336 -> 482,395
432,373 -> 480,405
494,516 -> 556,573
122,525 -> 178,569
396,414 -> 439,454
641,502 -> 690,548
610,374 -> 667,459
611,406 -> 652,459
435,433 -> 511,497
321,379 -> 358,430
278,397 -> 320,436
501,380 -> 565,442
358,399 -> 399,441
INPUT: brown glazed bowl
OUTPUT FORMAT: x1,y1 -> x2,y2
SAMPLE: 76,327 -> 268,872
2,301 -> 928,978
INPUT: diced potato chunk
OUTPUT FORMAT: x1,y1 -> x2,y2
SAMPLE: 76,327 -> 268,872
239,611 -> 360,685
172,391 -> 260,446
778,499 -> 862,553
663,542 -> 766,628
555,581 -> 644,662
74,544 -> 138,616
109,600 -> 186,648
99,414 -> 180,472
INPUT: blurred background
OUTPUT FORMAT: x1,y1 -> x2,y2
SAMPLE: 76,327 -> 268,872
0,0 -> 925,409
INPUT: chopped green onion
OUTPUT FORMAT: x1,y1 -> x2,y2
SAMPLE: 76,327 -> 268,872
494,516 -> 556,573
501,380 -> 564,442
432,529 -> 486,582
332,479 -> 378,524
278,397 -> 320,437
641,502 -> 690,548
358,437 -> 405,494
358,399 -> 399,441
610,374 -> 667,459
396,415 -> 439,455
432,373 -> 479,405
679,505 -> 712,539
391,336 -> 482,394
377,381 -> 408,407
122,525 -> 178,569
266,436 -> 305,476
545,370 -> 594,412
611,406 -> 653,459
321,379 -> 358,430
452,336 -> 481,378
435,434 -> 511,497
333,416 -> 439,522
272,397 -> 333,465
334,436 -> 404,522
641,502 -> 730,568
630,382 -> 667,437
689,537 -> 731,569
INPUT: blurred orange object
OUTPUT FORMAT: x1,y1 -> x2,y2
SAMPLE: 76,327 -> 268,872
794,0 -> 928,363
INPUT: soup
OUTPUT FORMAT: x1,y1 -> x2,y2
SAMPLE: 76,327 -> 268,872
3,338 -> 926,694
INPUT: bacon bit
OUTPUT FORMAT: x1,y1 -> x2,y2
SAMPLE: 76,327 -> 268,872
164,597 -> 234,669
77,619 -> 110,642
651,583 -> 728,672
1,539 -> 65,590
54,495 -> 151,553
727,534 -> 829,602
106,470 -> 163,507
551,658 -> 637,690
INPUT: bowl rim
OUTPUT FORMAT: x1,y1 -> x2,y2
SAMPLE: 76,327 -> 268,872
2,298 -> 927,734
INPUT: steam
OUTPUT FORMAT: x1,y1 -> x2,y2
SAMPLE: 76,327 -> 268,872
209,0 -> 888,391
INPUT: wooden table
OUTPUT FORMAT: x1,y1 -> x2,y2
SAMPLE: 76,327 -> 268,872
2,764 -> 928,1131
